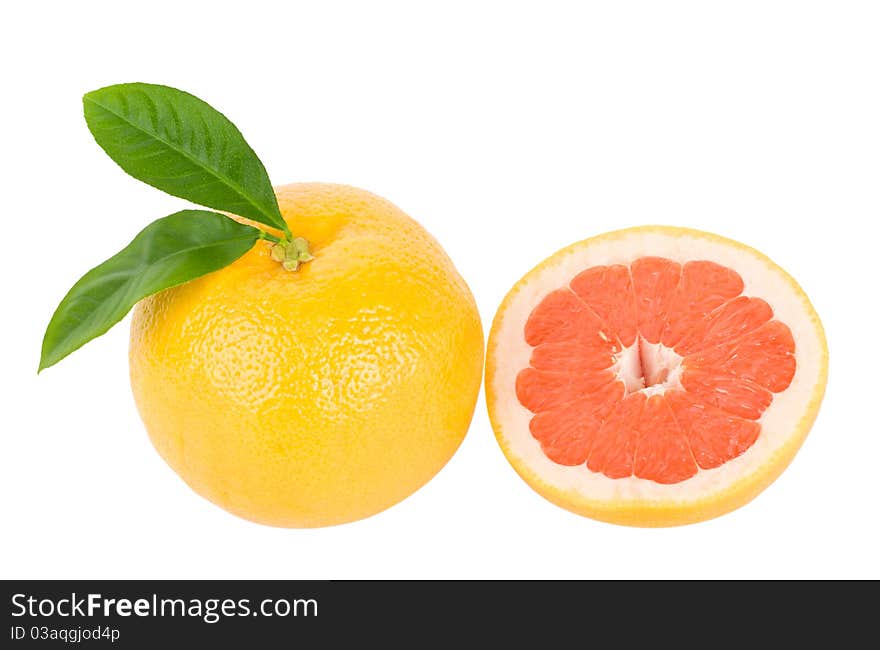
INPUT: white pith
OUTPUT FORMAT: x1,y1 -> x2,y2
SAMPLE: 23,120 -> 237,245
489,229 -> 825,503
615,339 -> 683,396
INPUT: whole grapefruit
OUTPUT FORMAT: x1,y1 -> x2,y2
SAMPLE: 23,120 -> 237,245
130,183 -> 484,527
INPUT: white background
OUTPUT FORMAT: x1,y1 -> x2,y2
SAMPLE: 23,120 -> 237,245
2,1 -> 878,579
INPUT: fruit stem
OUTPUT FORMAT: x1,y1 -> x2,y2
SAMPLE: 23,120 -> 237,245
269,236 -> 314,272
254,226 -> 313,271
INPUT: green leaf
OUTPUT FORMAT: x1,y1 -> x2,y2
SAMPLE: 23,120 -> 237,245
83,83 -> 288,234
39,210 -> 261,372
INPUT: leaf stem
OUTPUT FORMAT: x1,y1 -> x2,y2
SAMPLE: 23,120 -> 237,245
257,230 -> 283,244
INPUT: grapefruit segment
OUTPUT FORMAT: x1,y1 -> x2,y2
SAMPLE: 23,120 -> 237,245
675,296 -> 773,356
529,408 -> 601,466
530,340 -> 616,373
680,368 -> 773,420
632,395 -> 697,484
570,265 -> 638,346
515,367 -> 616,413
666,391 -> 760,470
487,226 -> 827,526
660,260 -> 744,348
587,393 -> 645,479
631,257 -> 681,344
524,288 -> 617,350
683,320 -> 796,393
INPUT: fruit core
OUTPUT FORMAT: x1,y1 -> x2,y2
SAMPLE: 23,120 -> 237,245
616,339 -> 683,396
515,256 -> 796,485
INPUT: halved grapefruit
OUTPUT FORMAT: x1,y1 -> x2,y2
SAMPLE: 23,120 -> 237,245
486,226 -> 827,526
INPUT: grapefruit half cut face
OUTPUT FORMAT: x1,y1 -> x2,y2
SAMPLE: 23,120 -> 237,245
486,226 -> 827,526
